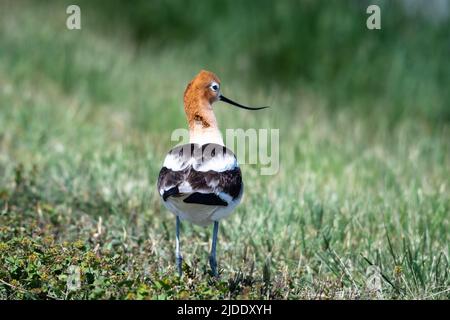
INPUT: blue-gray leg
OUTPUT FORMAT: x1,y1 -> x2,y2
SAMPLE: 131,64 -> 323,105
209,221 -> 219,277
176,216 -> 182,276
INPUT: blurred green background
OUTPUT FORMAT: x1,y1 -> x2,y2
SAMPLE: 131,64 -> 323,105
4,0 -> 450,122
62,0 -> 450,122
0,0 -> 449,299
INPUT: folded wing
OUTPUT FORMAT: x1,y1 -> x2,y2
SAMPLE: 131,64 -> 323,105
157,143 -> 243,225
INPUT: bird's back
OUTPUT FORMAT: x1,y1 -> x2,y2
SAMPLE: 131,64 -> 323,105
157,143 -> 243,226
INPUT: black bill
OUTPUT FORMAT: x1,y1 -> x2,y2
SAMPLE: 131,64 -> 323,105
219,95 -> 269,110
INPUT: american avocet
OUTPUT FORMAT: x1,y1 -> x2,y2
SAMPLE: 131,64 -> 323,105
157,70 -> 268,276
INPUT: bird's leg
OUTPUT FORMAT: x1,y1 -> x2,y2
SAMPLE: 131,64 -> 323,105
176,216 -> 182,276
209,221 -> 219,277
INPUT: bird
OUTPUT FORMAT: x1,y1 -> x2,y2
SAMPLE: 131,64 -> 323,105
157,70 -> 268,277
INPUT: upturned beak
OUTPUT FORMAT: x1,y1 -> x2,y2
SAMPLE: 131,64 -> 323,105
219,95 -> 269,111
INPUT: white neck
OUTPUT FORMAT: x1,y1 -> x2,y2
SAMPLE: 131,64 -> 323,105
189,124 -> 224,146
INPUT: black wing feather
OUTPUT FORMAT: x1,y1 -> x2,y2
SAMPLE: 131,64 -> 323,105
162,186 -> 181,201
183,193 -> 228,206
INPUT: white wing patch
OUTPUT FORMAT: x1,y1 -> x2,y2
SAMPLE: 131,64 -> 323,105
163,152 -> 193,171
194,152 -> 238,172
162,144 -> 238,173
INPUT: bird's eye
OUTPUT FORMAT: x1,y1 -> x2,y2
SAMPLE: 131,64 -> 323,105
210,82 -> 219,92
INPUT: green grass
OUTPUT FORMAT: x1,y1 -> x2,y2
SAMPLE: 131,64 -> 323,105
0,0 -> 449,299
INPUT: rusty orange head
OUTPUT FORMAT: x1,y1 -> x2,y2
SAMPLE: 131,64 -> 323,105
183,70 -> 268,129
